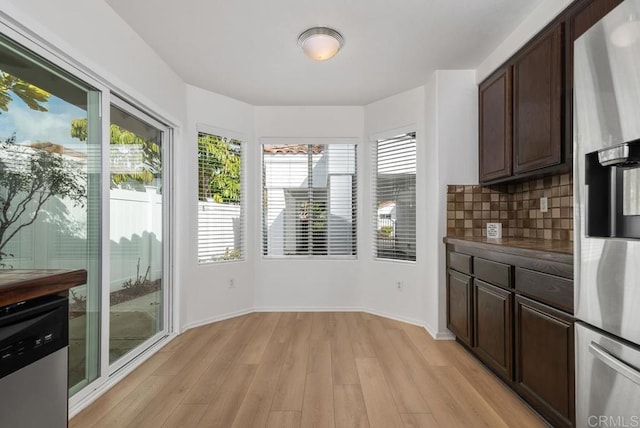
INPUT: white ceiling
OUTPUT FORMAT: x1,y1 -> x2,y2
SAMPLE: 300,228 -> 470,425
105,0 -> 544,106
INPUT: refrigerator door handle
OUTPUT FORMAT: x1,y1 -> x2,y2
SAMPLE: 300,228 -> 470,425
589,341 -> 640,386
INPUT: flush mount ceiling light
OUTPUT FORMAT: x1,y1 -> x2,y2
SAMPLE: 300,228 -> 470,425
298,27 -> 344,61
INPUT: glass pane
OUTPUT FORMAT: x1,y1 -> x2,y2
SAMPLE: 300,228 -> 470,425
623,168 -> 640,216
262,143 -> 357,257
0,35 -> 101,393
375,133 -> 416,261
197,132 -> 243,264
109,105 -> 163,364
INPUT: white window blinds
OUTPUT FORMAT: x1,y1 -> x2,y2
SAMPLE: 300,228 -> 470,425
373,132 -> 416,262
262,143 -> 357,257
197,132 -> 244,263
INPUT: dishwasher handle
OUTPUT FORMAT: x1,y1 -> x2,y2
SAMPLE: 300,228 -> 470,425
589,341 -> 640,386
0,309 -> 57,344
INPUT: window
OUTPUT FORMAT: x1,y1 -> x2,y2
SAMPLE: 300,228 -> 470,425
197,131 -> 244,263
262,142 -> 357,257
373,132 -> 416,261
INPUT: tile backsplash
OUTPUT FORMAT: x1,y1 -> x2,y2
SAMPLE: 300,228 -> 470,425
447,172 -> 573,241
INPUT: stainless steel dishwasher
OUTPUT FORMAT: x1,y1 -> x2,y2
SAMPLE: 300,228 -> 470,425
0,294 -> 69,428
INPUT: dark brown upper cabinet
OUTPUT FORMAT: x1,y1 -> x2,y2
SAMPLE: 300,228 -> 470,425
568,0 -> 623,41
479,66 -> 512,182
478,0 -> 623,185
513,24 -> 563,174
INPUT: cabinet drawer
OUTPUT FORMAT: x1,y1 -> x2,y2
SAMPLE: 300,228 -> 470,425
474,257 -> 512,289
515,268 -> 573,314
449,251 -> 472,275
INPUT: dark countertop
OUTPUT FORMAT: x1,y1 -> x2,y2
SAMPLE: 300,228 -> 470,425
0,269 -> 88,307
443,236 -> 574,265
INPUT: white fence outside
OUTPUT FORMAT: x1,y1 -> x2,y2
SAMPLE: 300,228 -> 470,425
197,200 -> 241,264
3,186 -> 163,293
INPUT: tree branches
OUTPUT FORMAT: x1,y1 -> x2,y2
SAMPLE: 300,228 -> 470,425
0,137 -> 86,261
197,133 -> 241,203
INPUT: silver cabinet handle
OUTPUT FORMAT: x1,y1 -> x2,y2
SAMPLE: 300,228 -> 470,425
589,341 -> 640,386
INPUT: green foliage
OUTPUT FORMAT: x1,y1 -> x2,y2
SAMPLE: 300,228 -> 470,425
379,225 -> 394,238
219,247 -> 241,261
0,72 -> 50,113
121,258 -> 152,294
70,119 -> 161,187
0,135 -> 86,261
0,72 -> 57,263
198,133 -> 241,203
298,197 -> 327,232
198,247 -> 241,264
69,289 -> 87,313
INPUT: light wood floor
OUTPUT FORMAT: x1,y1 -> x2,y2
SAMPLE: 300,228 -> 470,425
70,312 -> 547,428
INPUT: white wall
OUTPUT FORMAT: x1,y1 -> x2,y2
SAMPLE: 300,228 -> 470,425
1,0 -> 185,122
435,71 -> 479,186
476,0 -> 574,82
423,70 -> 478,336
253,106 -> 364,310
361,76 -> 476,335
423,76 -> 440,335
2,0 -> 481,337
362,87 -> 425,325
183,85 -> 255,328
1,0 -> 189,331
185,88 -> 478,331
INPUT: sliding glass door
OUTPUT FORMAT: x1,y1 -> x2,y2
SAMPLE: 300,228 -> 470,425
0,28 -> 172,399
108,101 -> 168,368
0,33 -> 102,394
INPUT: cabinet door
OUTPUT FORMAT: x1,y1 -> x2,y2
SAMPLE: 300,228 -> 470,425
473,280 -> 513,380
515,296 -> 574,428
513,23 -> 563,174
479,66 -> 512,183
569,0 -> 623,41
447,269 -> 473,346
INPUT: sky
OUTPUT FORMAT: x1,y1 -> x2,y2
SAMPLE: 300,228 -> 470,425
0,88 -> 88,152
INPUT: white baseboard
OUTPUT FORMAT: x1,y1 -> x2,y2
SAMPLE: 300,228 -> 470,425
422,321 -> 456,340
181,308 -> 254,331
361,307 -> 425,328
253,306 -> 362,313
362,308 -> 454,340
431,329 -> 456,340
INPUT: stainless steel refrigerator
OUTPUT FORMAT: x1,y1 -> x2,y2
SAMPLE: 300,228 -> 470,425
574,0 -> 640,425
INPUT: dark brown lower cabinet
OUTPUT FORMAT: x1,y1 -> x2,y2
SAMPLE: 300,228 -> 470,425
515,296 -> 574,428
447,269 -> 473,347
473,280 -> 513,380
